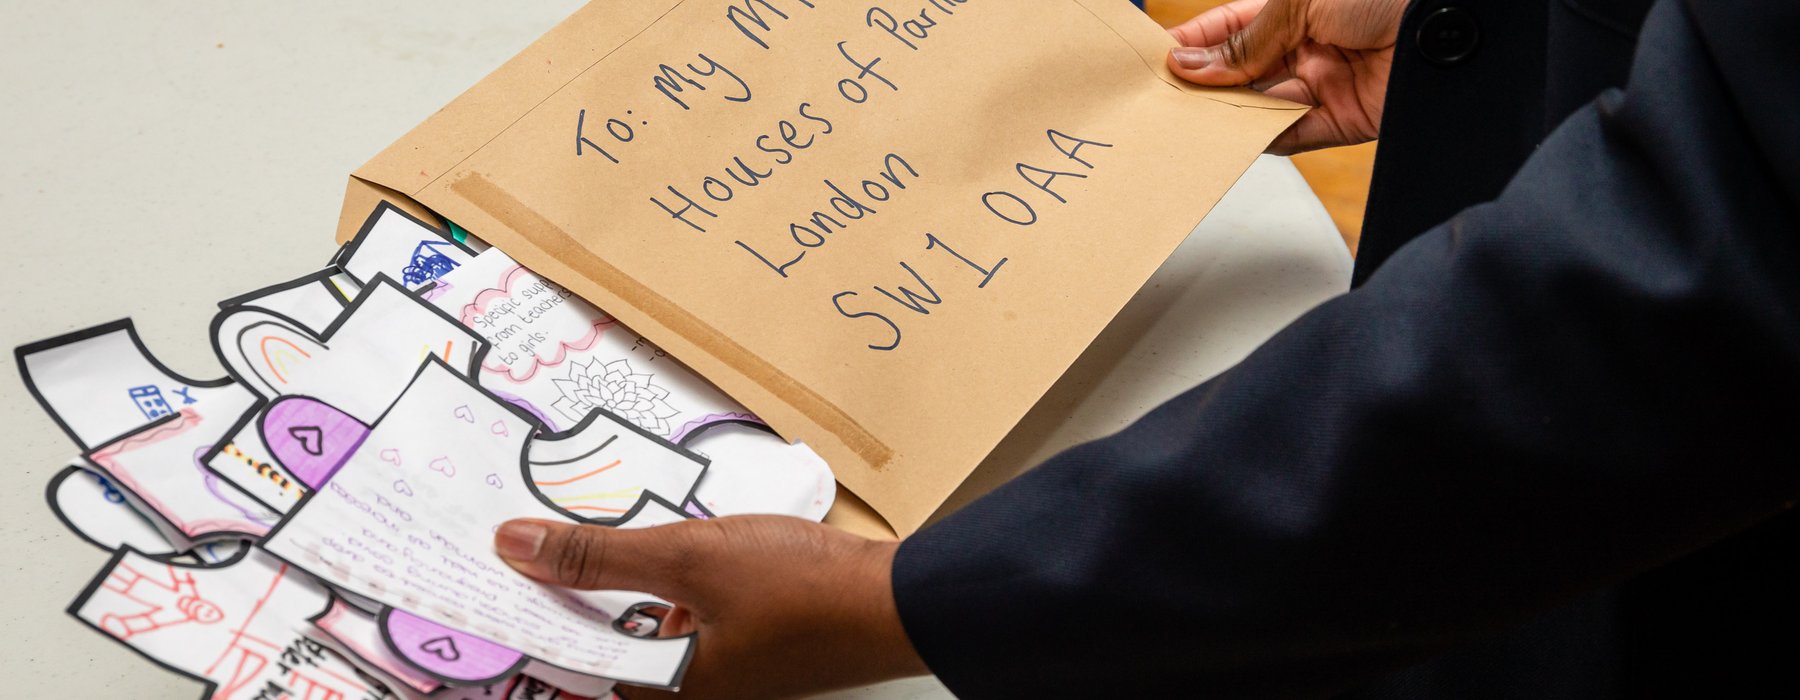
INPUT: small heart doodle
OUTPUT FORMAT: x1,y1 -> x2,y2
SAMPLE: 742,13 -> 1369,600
453,405 -> 475,424
379,448 -> 402,466
490,420 -> 510,438
287,426 -> 325,456
420,636 -> 461,662
428,456 -> 456,477
392,480 -> 414,497
484,473 -> 504,490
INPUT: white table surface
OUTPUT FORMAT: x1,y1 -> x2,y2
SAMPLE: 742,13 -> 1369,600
0,1 -> 1352,695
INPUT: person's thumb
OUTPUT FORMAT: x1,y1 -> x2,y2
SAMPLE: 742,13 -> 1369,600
495,518 -> 700,594
1168,0 -> 1302,86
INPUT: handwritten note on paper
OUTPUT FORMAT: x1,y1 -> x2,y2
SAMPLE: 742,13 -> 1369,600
434,248 -> 838,522
354,0 -> 1304,533
264,359 -> 693,688
431,248 -> 752,438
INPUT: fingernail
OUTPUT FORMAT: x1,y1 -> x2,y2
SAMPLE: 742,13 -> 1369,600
496,522 -> 547,562
1171,47 -> 1218,70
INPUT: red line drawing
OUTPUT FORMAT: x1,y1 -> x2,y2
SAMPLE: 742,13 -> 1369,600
98,563 -> 226,639
203,562 -> 289,678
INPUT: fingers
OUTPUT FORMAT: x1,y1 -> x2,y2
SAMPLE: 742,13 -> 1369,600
495,518 -> 701,594
1267,112 -> 1364,155
614,686 -> 681,700
1167,0 -> 1304,86
1166,0 -> 1267,48
1261,78 -> 1317,107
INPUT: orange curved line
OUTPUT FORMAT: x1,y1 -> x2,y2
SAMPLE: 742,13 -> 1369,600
258,336 -> 311,385
562,505 -> 629,514
531,459 -> 622,487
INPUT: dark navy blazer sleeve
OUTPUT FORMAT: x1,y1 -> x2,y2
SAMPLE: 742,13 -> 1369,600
892,1 -> 1800,697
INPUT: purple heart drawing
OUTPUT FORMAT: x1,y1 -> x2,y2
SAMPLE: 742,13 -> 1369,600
393,480 -> 414,497
383,609 -> 525,684
288,426 -> 324,456
428,457 -> 456,478
263,398 -> 370,489
453,405 -> 475,423
484,474 -> 503,490
420,636 -> 460,661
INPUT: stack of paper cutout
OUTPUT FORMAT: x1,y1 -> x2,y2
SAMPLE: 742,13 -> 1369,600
17,204 -> 837,699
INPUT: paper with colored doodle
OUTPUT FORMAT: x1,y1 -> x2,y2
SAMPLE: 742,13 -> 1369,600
49,464 -> 184,556
264,359 -> 694,687
434,248 -> 835,521
17,320 -> 238,450
84,385 -> 277,544
72,547 -> 398,700
525,411 -> 708,522
369,498 -> 687,696
15,198 -> 837,695
430,248 -> 750,438
48,463 -> 246,565
310,597 -> 445,694
204,277 -> 485,513
337,203 -> 476,291
212,277 -> 484,422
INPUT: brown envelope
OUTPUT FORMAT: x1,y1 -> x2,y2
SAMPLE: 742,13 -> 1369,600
335,0 -> 1303,537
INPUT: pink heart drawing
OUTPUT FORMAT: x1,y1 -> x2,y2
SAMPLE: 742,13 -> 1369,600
420,636 -> 461,661
428,457 -> 456,477
490,420 -> 510,437
383,609 -> 525,684
264,398 -> 370,489
453,405 -> 475,423
379,449 -> 402,466
288,426 -> 324,456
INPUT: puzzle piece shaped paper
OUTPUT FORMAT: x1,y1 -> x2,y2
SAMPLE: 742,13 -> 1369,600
311,601 -> 604,700
264,359 -> 695,688
261,397 -> 372,490
48,463 -> 187,557
17,320 -> 239,450
382,608 -> 526,685
71,547 -> 397,700
217,268 -> 354,334
684,422 -> 837,521
49,463 -> 260,571
430,249 -> 744,437
207,412 -> 311,515
371,497 -> 691,693
337,203 -> 475,290
311,597 -> 443,695
204,278 -> 485,512
83,381 -> 279,543
432,248 -> 834,520
526,411 -> 708,523
212,277 -> 484,422
315,599 -> 615,700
